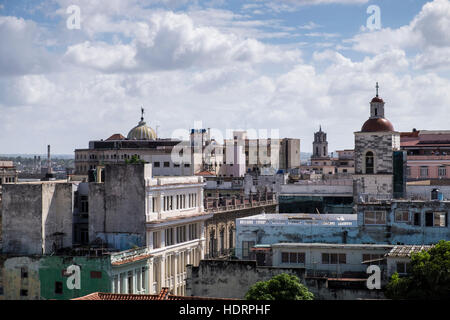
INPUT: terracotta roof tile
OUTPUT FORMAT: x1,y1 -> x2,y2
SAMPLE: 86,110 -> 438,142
111,254 -> 153,266
72,288 -> 237,300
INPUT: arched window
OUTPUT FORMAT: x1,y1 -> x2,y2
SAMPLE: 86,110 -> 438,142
365,151 -> 374,174
316,147 -> 319,156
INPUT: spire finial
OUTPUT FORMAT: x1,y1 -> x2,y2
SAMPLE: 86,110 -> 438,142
376,82 -> 379,97
141,106 -> 144,121
319,125 -> 322,132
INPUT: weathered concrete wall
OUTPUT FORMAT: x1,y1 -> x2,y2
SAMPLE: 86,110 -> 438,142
2,183 -> 74,255
186,260 -> 386,300
89,164 -> 146,250
304,278 -> 386,300
42,183 -> 74,253
281,184 -> 352,196
0,255 -> 41,300
2,184 -> 43,254
186,259 -> 305,299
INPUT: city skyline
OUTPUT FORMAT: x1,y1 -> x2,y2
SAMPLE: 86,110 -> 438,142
1,0 -> 449,155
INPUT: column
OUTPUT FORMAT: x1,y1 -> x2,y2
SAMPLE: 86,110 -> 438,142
160,256 -> 166,292
174,253 -> 179,294
148,260 -> 154,294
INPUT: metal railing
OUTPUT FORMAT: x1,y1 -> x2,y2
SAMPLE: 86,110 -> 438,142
205,199 -> 276,213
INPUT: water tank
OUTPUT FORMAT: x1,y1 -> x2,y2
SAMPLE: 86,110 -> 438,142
431,188 -> 443,201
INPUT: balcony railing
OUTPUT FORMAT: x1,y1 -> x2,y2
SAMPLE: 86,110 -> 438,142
359,193 -> 392,203
205,199 -> 276,213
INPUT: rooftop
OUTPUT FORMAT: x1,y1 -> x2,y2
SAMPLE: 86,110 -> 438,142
72,288 -> 235,300
238,213 -> 357,227
272,243 -> 394,250
386,245 -> 433,258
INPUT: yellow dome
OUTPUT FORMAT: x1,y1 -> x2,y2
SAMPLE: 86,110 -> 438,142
127,119 -> 157,140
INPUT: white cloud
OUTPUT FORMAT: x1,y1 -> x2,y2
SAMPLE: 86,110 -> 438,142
350,0 -> 450,70
0,16 -> 56,75
62,11 -> 302,72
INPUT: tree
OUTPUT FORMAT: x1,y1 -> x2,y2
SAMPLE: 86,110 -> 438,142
385,240 -> 450,300
125,155 -> 145,164
245,273 -> 314,300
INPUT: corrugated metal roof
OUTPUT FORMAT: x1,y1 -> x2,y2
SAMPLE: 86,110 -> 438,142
385,245 -> 433,258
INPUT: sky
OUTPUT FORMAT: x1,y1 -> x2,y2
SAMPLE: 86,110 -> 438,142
0,0 -> 449,155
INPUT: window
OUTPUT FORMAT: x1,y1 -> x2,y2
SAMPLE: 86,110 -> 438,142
113,276 -> 119,293
242,241 -> 255,259
426,212 -> 447,227
165,228 -> 174,246
20,289 -> 28,297
21,267 -> 28,279
420,166 -> 428,177
127,271 -> 133,294
364,211 -> 386,225
322,253 -> 346,264
154,162 -> 160,168
141,267 -> 146,290
365,151 -> 374,174
362,254 -> 386,265
153,231 -> 161,249
176,226 -> 186,243
184,163 -> 190,167
55,281 -> 63,294
396,262 -> 410,274
438,166 -> 447,177
406,167 -> 411,177
395,211 -> 409,223
189,224 -> 198,240
281,252 -> 305,264
164,162 -> 170,168
414,212 -> 421,226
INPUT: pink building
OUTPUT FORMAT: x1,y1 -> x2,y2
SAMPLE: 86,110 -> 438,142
401,130 -> 450,180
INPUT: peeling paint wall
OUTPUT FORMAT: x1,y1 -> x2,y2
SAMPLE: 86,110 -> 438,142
185,260 -> 385,300
2,183 -> 74,255
0,256 -> 41,300
186,259 -> 305,299
38,255 -> 112,300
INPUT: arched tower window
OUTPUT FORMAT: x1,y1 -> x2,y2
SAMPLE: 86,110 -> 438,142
365,151 -> 374,174
316,147 -> 319,156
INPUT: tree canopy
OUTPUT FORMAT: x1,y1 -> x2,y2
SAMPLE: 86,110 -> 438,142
245,273 -> 314,300
385,240 -> 450,300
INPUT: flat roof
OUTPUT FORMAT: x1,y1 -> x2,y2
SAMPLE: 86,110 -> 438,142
272,243 -> 394,250
238,213 -> 357,221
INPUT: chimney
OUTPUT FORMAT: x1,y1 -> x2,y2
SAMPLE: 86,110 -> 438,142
47,145 -> 52,174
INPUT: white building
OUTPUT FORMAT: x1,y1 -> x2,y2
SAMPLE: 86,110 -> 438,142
106,166 -> 212,296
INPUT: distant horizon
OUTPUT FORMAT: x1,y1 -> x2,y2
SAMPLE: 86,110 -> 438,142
1,1 -> 448,154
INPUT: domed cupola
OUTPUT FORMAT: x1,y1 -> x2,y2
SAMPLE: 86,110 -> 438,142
361,83 -> 394,132
127,107 -> 157,140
